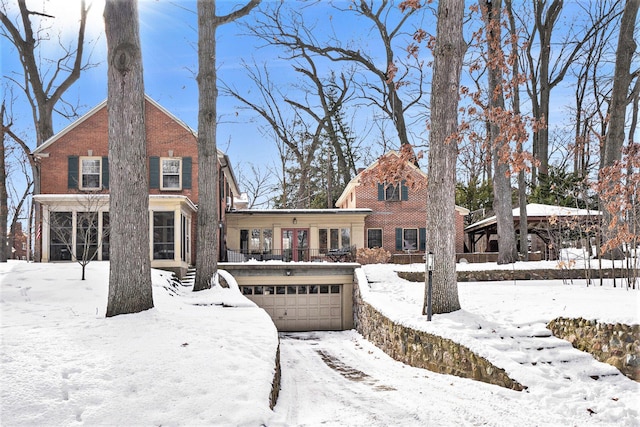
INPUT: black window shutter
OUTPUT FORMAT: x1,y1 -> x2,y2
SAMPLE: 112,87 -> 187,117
419,228 -> 426,251
401,180 -> 408,201
377,183 -> 384,201
68,156 -> 79,189
149,156 -> 160,189
395,228 -> 402,251
182,157 -> 192,189
102,156 -> 109,189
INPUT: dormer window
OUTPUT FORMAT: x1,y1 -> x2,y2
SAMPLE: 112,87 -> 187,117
161,158 -> 181,190
80,157 -> 101,190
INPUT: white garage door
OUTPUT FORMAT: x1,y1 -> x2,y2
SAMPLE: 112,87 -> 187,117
241,284 -> 343,331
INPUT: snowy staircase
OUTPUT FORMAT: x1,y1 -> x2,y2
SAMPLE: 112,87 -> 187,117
467,321 -> 623,386
181,266 -> 196,287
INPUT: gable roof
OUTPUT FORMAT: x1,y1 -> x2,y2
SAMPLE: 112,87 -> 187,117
32,94 -> 242,196
465,203 -> 601,233
335,151 -> 426,207
33,94 -> 196,155
335,151 -> 469,215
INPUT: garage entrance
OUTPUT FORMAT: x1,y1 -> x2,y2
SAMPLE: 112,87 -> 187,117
221,263 -> 357,332
242,284 -> 342,331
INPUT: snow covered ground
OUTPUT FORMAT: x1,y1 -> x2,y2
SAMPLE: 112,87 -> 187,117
1,258 -> 638,426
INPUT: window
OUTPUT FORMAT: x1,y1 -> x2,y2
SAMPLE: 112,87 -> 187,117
80,158 -> 101,189
102,212 -> 110,261
241,228 -> 273,254
385,184 -> 400,201
49,212 -> 72,261
367,229 -> 382,248
377,182 -> 408,201
153,212 -> 175,259
161,158 -> 181,190
403,228 -> 418,251
318,227 -> 352,254
75,212 -> 99,261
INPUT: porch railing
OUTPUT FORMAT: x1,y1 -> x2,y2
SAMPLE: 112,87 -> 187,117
226,246 -> 356,263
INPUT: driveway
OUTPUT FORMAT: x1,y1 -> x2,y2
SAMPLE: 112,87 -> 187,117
270,330 -> 567,427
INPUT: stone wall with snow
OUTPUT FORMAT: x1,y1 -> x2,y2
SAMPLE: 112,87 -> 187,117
547,318 -> 639,381
352,280 -> 524,391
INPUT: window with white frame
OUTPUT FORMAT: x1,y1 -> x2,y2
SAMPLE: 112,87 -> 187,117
161,158 -> 181,190
80,157 -> 101,189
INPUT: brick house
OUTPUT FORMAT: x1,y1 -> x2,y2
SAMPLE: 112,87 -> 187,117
32,95 -> 240,277
335,151 -> 469,256
7,222 -> 28,260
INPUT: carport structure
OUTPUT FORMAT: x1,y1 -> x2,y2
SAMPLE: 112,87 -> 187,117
465,203 -> 601,260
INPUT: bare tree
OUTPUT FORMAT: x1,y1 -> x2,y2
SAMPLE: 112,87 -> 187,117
224,62 -> 328,208
235,162 -> 273,209
505,0 -> 529,261
599,0 -> 639,260
104,0 -> 153,317
520,0 -> 620,185
0,101 -> 8,261
482,0 -> 518,264
249,0 -> 427,150
424,0 -> 465,315
1,0 -> 93,262
194,0 -> 261,292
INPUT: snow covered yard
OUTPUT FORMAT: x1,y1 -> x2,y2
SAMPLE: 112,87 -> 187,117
0,261 -> 279,426
1,258 -> 639,426
360,261 -> 640,425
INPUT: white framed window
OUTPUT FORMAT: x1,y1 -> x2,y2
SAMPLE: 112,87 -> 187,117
80,157 -> 101,190
161,158 -> 181,190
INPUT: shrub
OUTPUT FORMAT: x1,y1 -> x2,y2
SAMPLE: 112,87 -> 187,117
356,247 -> 391,265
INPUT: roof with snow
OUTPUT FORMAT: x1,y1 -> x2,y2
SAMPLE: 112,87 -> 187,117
465,203 -> 601,233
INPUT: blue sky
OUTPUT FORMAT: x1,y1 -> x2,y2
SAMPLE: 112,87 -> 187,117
2,0 -> 636,199
2,0 -> 425,181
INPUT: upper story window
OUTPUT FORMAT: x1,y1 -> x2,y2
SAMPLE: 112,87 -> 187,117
80,157 -> 101,190
385,184 -> 400,201
377,181 -> 408,202
161,158 -> 181,190
150,156 -> 191,191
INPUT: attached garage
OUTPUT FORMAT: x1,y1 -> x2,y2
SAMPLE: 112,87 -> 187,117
221,263 -> 357,332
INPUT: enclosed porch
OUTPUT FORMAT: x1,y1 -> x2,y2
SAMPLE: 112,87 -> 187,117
224,209 -> 371,263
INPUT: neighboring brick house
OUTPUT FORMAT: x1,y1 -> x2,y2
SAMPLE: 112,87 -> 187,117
7,222 -> 28,260
335,151 -> 469,255
32,95 -> 240,277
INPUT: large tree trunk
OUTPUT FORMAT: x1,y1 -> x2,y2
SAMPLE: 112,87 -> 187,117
193,0 -> 260,291
0,102 -> 8,262
484,0 -> 518,265
599,0 -> 639,260
194,0 -> 220,292
105,0 -> 153,317
424,0 -> 465,315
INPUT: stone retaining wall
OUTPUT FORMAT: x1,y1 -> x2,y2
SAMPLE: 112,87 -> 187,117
353,280 -> 524,391
269,343 -> 281,409
398,268 -> 635,283
547,318 -> 640,381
